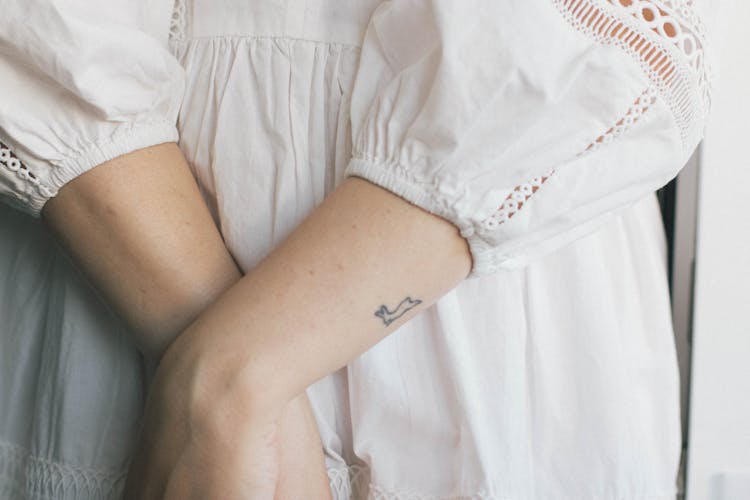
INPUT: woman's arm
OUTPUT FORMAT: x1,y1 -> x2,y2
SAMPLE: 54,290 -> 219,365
42,143 -> 238,357
3,1 -> 330,497
124,175 -> 473,499
163,175 -> 473,407
42,143 -> 332,500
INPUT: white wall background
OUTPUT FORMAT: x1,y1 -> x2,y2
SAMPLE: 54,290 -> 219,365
686,1 -> 750,498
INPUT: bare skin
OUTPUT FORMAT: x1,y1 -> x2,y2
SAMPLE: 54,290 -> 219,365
42,142 -> 331,500
123,171 -> 474,498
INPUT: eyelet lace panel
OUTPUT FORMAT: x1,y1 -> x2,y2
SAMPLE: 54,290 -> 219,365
480,85 -> 658,231
169,0 -> 187,43
481,170 -> 556,230
479,1 -> 707,232
0,141 -> 56,199
583,85 -> 659,154
552,0 -> 710,151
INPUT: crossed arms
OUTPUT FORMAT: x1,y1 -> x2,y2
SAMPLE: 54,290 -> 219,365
42,142 -> 472,498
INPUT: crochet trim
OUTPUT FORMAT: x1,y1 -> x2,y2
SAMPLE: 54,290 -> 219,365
553,0 -> 710,151
583,85 -> 659,154
481,85 -> 658,230
480,0 -> 710,231
0,141 -> 56,199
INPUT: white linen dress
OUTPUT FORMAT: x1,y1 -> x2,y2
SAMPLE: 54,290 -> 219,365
0,1 -> 713,499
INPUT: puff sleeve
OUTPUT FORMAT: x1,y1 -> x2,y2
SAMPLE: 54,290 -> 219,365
344,0 -> 712,277
0,0 -> 185,215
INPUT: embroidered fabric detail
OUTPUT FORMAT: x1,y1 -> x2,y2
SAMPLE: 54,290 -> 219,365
482,170 -> 556,229
367,484 -> 504,500
0,443 -> 680,500
366,483 -> 676,500
583,85 -> 659,154
481,85 -> 658,230
552,0 -> 710,151
169,0 -> 187,43
0,440 -> 125,500
328,464 -> 370,499
0,141 -> 56,199
327,464 -> 507,500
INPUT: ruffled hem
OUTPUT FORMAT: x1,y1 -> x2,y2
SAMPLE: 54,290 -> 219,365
326,463 -> 678,500
0,439 -> 677,500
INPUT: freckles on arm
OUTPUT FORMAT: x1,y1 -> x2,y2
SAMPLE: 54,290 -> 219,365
40,142 -> 332,500
41,143 -> 241,358
161,174 -> 473,417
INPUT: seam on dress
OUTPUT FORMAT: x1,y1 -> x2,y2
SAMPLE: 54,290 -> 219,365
47,120 -> 178,192
174,34 -> 363,50
351,154 -> 436,187
345,156 -> 469,235
166,0 -> 361,49
2,122 -> 176,216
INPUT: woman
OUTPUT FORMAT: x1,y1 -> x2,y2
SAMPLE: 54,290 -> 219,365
0,0 -> 712,498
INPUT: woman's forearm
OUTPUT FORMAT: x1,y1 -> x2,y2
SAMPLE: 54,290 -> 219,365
41,143 -> 332,499
121,172 -> 472,499
159,175 -> 473,423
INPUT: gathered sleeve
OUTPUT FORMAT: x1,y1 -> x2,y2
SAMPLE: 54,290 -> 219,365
0,0 -> 185,215
344,0 -> 712,277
